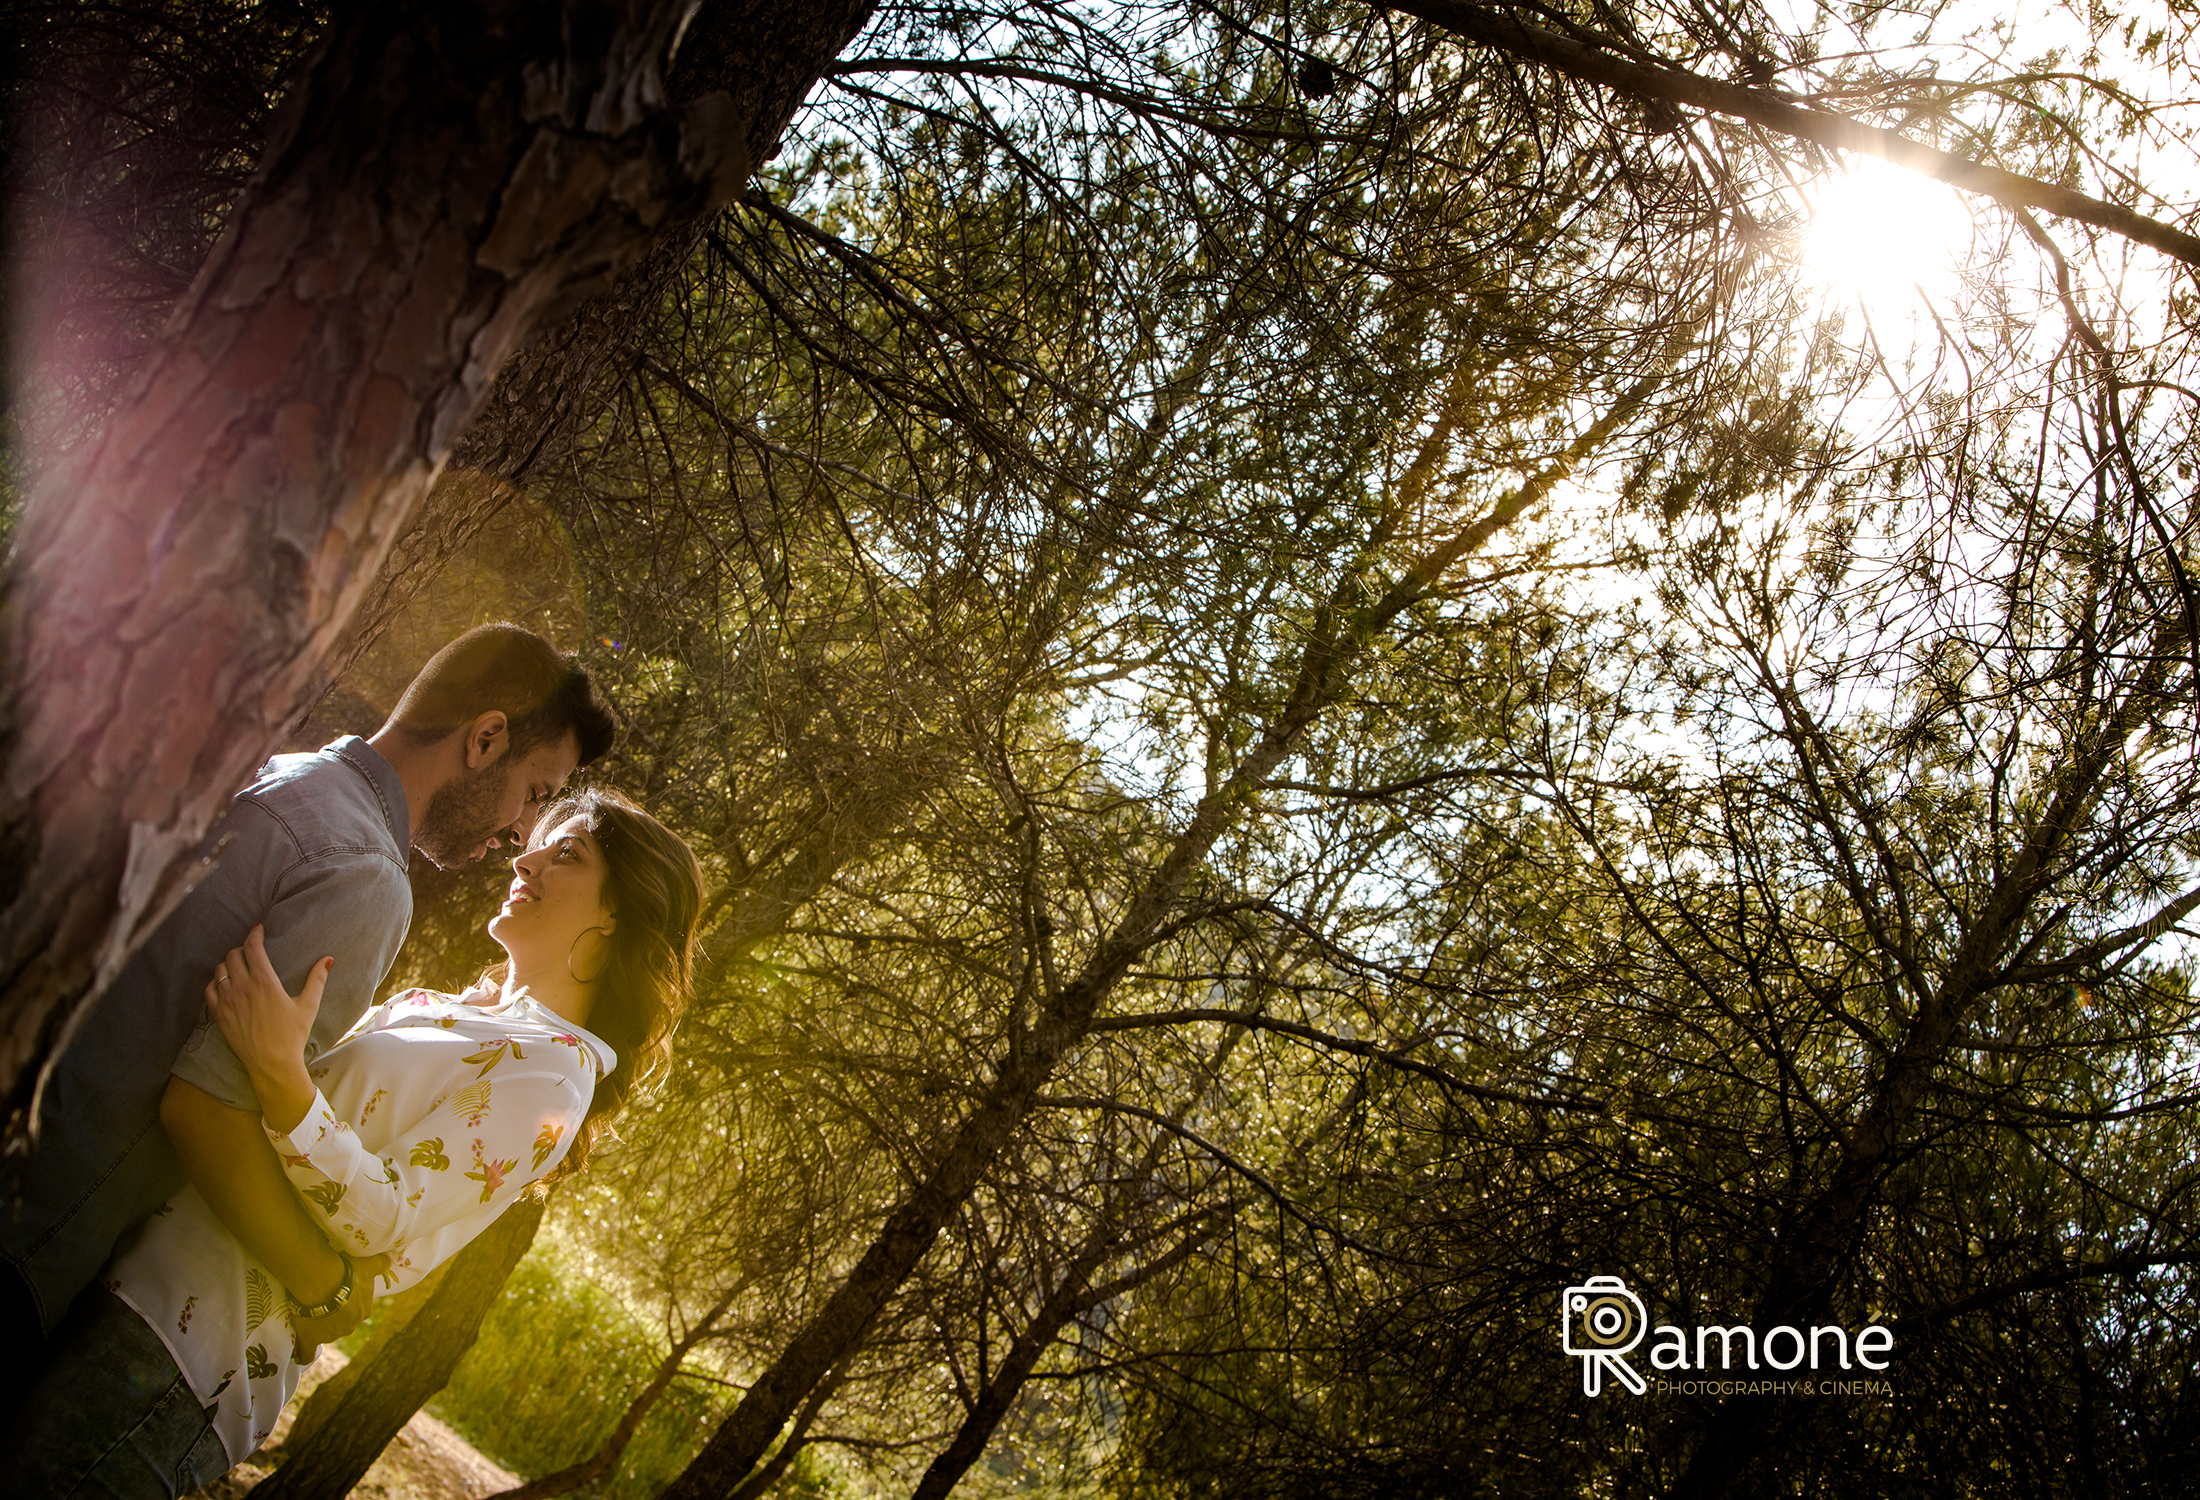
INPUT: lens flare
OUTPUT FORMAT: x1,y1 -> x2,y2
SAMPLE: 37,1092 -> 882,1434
1800,158 -> 1977,318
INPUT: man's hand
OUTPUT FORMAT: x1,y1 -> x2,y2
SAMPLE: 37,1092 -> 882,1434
290,1252 -> 390,1356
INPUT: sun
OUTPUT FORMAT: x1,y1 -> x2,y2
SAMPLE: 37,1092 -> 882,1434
1798,158 -> 1978,319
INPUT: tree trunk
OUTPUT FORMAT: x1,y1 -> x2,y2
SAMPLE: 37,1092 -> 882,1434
252,1198 -> 544,1500
724,1365 -> 846,1500
910,1214 -> 1220,1500
0,0 -> 877,1143
910,1283 -> 1094,1499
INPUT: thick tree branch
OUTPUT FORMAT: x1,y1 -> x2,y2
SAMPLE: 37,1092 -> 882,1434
1890,1248 -> 2200,1331
1383,0 -> 2200,268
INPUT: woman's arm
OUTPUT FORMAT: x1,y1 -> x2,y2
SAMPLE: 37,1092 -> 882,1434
266,1062 -> 590,1257
203,924 -> 326,1134
205,925 -> 590,1261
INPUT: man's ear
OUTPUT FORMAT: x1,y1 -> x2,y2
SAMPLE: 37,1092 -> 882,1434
463,710 -> 511,770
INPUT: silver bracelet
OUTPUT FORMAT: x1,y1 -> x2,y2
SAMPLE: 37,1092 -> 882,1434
291,1250 -> 356,1321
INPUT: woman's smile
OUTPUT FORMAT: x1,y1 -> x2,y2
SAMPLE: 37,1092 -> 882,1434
488,817 -> 615,967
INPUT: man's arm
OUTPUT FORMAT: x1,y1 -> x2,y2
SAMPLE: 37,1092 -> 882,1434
160,854 -> 407,1347
170,855 -> 411,1111
160,1077 -> 377,1345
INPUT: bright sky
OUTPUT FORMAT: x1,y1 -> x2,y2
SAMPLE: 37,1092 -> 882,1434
1778,0 -> 2198,327
1797,158 -> 1977,326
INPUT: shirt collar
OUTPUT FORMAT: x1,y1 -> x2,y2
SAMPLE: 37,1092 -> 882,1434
456,985 -> 619,1079
328,735 -> 410,869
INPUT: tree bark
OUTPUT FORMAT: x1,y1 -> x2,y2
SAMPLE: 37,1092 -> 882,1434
724,1365 -> 846,1500
1382,0 -> 2200,268
0,0 -> 877,1142
252,1198 -> 545,1500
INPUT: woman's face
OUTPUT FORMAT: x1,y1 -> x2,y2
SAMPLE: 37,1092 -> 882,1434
488,816 -> 616,966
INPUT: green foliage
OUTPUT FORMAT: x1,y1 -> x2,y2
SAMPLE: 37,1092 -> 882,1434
419,1234 -> 851,1499
491,3 -> 2200,1491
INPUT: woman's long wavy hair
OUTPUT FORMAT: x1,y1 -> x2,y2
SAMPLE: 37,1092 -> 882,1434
488,787 -> 701,1187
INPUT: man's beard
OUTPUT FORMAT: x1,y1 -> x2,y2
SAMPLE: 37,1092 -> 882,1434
414,760 -> 515,868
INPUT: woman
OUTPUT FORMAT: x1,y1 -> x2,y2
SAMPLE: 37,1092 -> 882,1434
7,788 -> 702,1495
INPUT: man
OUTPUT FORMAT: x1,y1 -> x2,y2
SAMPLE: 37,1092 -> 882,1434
1,622 -> 614,1389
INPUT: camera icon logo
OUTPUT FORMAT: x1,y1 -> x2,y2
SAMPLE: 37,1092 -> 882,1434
1560,1275 -> 1649,1396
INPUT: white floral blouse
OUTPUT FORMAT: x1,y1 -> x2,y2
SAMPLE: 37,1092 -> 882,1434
107,986 -> 613,1464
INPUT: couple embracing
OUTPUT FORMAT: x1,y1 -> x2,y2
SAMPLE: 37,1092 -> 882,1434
2,624 -> 704,1496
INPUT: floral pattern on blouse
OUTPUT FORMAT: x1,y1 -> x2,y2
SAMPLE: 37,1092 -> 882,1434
107,987 -> 613,1467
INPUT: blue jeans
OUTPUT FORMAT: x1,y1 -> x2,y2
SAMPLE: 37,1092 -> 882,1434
2,1286 -> 230,1498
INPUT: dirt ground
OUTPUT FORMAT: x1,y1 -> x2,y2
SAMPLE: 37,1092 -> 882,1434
190,1348 -> 522,1500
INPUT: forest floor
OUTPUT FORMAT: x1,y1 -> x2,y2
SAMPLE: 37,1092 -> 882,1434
192,1347 -> 522,1500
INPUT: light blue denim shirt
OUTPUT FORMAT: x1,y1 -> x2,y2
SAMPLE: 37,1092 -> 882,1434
0,737 -> 411,1336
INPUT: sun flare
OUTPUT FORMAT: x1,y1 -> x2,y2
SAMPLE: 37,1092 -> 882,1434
1799,159 -> 1978,318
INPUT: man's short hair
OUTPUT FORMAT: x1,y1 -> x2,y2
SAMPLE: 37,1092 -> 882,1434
388,623 -> 615,767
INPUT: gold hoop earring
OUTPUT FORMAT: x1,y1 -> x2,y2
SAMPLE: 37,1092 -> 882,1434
567,925 -> 612,984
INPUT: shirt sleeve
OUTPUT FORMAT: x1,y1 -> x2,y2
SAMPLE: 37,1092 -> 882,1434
263,1059 -> 593,1257
171,851 -> 412,1110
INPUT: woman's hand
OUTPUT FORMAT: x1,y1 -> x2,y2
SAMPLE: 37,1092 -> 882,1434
205,925 -> 330,1135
